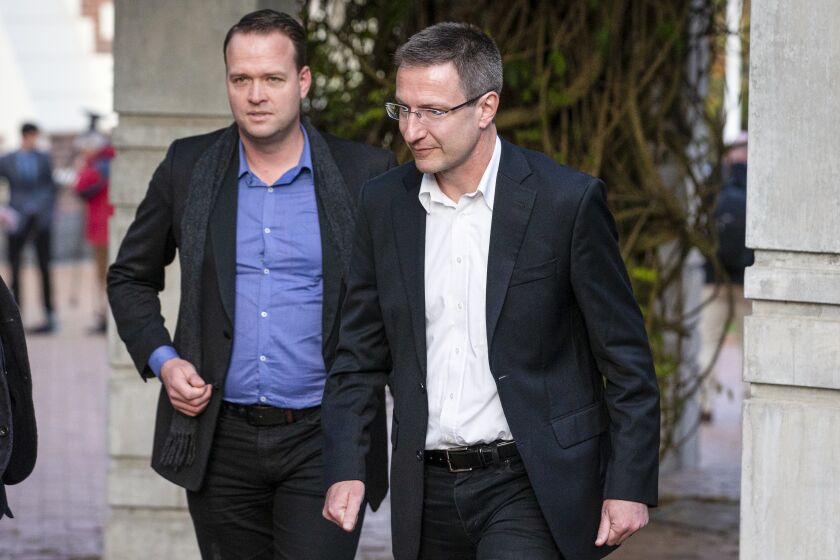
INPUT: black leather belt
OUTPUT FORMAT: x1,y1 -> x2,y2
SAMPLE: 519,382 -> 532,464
424,441 -> 518,472
221,402 -> 319,427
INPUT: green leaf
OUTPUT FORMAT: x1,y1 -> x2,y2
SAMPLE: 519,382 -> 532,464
548,51 -> 567,76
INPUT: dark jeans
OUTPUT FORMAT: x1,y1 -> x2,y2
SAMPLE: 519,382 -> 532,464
419,455 -> 561,560
8,215 -> 53,313
187,406 -> 363,560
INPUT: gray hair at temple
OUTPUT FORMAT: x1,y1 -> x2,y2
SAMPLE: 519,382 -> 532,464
394,22 -> 503,99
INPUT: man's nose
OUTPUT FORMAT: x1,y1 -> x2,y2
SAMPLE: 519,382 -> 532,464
400,113 -> 426,143
248,81 -> 266,104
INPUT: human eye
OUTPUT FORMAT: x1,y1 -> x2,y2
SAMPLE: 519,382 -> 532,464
230,75 -> 249,85
266,76 -> 284,84
424,108 -> 448,119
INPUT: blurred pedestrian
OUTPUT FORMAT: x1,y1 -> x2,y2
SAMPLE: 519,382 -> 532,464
0,274 -> 37,519
699,130 -> 752,421
73,132 -> 114,334
0,123 -> 58,333
708,130 -> 753,284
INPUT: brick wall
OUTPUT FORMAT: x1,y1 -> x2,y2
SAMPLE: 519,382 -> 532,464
80,0 -> 113,54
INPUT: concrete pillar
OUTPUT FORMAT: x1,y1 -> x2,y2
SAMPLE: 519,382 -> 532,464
741,2 -> 840,558
107,2 -> 297,557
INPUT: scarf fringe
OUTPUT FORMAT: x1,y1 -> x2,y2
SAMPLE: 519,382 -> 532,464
160,432 -> 196,471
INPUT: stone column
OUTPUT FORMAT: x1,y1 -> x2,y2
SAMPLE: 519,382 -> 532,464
741,2 -> 840,558
107,2 -> 297,557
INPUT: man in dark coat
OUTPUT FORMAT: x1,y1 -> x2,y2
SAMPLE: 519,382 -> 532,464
0,275 -> 37,519
108,10 -> 393,559
0,123 -> 58,333
322,23 -> 660,560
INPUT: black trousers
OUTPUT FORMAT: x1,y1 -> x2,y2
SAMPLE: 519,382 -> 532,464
187,406 -> 363,560
7,215 -> 53,313
419,455 -> 561,560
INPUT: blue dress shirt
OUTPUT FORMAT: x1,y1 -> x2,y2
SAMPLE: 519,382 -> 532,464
149,127 -> 327,408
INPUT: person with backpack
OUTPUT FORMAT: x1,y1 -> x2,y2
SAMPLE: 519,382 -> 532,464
73,132 -> 114,334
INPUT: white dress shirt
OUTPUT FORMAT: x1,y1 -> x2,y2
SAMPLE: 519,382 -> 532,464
420,137 -> 512,450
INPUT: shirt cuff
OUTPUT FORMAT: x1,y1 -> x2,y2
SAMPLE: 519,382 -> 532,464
148,345 -> 179,378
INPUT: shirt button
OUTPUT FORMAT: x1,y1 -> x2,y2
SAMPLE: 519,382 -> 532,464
264,227 -> 271,234
267,187 -> 274,193
259,396 -> 267,403
259,355 -> 267,362
456,257 -> 462,264
457,302 -> 464,310
260,311 -> 268,318
449,393 -> 454,400
455,347 -> 460,355
263,268 -> 269,275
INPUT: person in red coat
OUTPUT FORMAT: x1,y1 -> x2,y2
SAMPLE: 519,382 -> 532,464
73,133 -> 114,333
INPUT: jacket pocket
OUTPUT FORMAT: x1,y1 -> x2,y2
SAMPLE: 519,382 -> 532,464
509,257 -> 558,287
551,402 -> 609,449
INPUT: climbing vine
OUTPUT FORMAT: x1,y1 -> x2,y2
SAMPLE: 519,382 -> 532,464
303,0 -> 737,462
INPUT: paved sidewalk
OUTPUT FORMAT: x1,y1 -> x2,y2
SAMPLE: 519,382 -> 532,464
0,261 -> 742,559
0,262 -> 106,560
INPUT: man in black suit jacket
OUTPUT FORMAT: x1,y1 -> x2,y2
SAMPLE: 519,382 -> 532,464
0,123 -> 58,333
322,23 -> 660,560
108,10 -> 392,559
0,275 -> 37,519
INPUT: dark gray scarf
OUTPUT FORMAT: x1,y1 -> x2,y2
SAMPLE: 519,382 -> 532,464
160,124 -> 238,470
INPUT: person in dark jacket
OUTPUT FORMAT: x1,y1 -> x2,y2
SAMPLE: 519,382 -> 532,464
0,123 -> 58,333
322,23 -> 659,560
0,274 -> 37,519
108,10 -> 393,559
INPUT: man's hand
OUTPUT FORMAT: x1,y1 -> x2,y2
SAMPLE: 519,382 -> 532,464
595,499 -> 649,547
323,480 -> 365,532
160,358 -> 212,416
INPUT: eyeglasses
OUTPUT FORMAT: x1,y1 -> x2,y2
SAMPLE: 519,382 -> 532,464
385,91 -> 491,123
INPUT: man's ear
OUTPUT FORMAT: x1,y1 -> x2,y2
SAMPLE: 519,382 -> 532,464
478,92 -> 499,129
299,65 -> 312,99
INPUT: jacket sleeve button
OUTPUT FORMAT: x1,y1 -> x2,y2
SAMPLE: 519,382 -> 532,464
416,450 -> 424,462
0,425 -> 8,437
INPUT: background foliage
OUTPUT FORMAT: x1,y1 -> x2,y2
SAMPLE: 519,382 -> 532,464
303,0 -> 736,461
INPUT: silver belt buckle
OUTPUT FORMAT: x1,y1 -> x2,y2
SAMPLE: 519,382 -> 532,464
445,446 -> 473,473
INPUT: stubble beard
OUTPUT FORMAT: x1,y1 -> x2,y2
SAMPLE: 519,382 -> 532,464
237,108 -> 300,149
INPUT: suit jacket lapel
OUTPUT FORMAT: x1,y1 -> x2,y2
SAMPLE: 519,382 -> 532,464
208,147 -> 239,325
393,166 -> 428,379
486,141 -> 535,351
305,122 -> 356,352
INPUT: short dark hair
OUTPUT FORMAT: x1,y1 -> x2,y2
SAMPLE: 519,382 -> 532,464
223,9 -> 307,70
21,123 -> 39,136
394,22 -> 503,99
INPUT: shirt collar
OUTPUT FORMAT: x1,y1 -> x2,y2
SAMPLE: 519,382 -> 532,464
418,136 -> 502,214
237,124 -> 312,185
